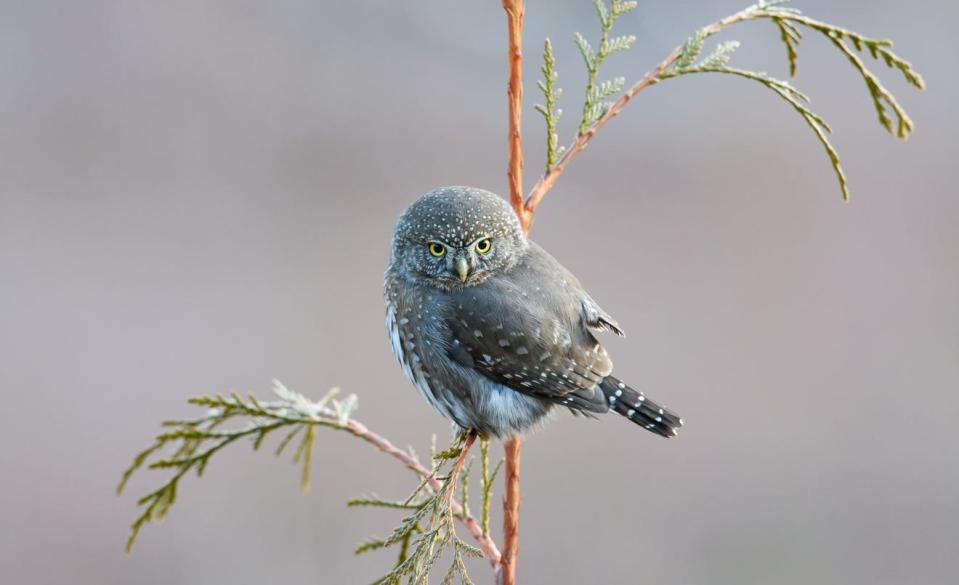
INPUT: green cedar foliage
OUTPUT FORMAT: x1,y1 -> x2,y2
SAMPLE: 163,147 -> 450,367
535,0 -> 924,201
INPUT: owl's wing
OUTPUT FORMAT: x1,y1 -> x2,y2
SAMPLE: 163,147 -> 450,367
582,296 -> 625,337
443,244 -> 616,413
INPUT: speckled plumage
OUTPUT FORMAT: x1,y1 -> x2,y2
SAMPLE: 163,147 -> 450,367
385,186 -> 682,438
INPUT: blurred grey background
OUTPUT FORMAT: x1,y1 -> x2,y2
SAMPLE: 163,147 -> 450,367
1,1 -> 956,584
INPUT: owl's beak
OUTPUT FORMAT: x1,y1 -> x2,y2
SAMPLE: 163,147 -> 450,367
454,257 -> 470,283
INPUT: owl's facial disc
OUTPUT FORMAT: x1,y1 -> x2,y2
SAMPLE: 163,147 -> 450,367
391,186 -> 529,290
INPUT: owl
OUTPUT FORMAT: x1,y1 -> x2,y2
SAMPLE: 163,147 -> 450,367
385,186 -> 682,439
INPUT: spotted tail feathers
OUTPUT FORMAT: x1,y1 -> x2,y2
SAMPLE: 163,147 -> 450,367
601,376 -> 683,438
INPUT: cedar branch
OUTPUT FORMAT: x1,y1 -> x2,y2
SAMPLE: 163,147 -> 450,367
524,46 -> 682,216
524,5 -> 792,218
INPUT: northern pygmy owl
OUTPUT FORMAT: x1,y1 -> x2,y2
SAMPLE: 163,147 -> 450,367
385,186 -> 682,439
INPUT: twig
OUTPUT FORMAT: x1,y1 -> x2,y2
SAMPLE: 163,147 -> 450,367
498,436 -> 523,585
503,0 -> 528,233
344,419 -> 501,567
524,5 -> 783,219
524,46 -> 682,217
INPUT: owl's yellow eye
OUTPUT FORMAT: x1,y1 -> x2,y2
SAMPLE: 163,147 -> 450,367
475,238 -> 492,254
428,242 -> 446,257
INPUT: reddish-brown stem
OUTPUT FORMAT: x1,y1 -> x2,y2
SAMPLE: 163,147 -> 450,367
500,2 -> 526,584
498,436 -> 522,585
502,0 -> 527,233
344,420 -> 501,567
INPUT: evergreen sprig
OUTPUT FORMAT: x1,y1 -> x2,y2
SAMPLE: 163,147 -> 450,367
658,0 -> 924,200
359,432 -> 484,585
116,381 -> 358,552
347,432 -> 502,584
774,16 -> 802,76
752,1 -> 925,138
535,38 -> 564,171
479,437 -> 502,537
120,381 -> 496,583
576,0 -> 638,134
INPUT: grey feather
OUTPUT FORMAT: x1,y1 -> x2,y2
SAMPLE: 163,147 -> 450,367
385,186 -> 682,439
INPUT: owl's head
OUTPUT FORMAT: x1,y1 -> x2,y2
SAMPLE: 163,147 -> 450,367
391,186 -> 529,289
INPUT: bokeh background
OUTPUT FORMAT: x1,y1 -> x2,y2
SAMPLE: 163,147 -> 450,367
1,1 -> 956,583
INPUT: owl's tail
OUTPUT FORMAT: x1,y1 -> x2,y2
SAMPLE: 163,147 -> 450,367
600,376 -> 683,438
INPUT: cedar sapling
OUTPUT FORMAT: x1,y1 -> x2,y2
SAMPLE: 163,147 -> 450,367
118,2 -> 923,583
